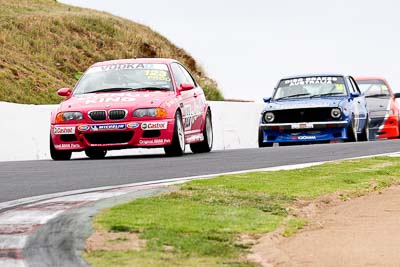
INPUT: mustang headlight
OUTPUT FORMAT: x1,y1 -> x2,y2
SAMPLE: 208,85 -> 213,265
331,108 -> 341,119
56,111 -> 83,123
133,108 -> 167,118
264,112 -> 275,123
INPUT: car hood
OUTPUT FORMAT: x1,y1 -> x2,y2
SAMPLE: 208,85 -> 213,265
59,91 -> 175,111
263,97 -> 343,111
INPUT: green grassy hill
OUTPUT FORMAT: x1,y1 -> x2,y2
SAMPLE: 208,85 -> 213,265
0,0 -> 223,104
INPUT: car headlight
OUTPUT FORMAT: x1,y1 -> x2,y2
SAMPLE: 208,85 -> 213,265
331,108 -> 341,119
56,112 -> 83,122
133,108 -> 167,118
264,112 -> 275,123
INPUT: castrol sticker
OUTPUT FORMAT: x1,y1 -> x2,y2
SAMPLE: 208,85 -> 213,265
141,122 -> 168,130
54,126 -> 75,135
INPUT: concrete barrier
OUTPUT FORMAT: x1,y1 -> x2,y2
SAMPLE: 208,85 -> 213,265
0,101 -> 265,161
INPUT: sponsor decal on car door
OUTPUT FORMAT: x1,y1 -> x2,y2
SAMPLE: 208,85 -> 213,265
171,63 -> 197,132
181,92 -> 196,132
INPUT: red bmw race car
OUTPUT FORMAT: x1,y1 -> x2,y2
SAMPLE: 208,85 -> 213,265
356,77 -> 400,139
50,58 -> 213,160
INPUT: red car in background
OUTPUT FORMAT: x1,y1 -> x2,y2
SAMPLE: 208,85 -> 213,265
50,58 -> 213,160
355,77 -> 400,139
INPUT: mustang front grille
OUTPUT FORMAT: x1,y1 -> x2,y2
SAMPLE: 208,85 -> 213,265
109,110 -> 127,120
89,110 -> 107,121
265,108 -> 339,123
84,131 -> 134,144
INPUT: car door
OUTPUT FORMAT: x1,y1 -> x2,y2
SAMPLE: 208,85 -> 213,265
171,63 -> 197,134
348,76 -> 368,132
177,64 -> 205,133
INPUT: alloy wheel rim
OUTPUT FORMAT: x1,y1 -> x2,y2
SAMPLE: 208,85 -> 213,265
177,118 -> 185,151
206,116 -> 213,147
353,119 -> 358,141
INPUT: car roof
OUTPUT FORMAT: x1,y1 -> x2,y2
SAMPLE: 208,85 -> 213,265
90,58 -> 179,67
279,74 -> 347,80
355,76 -> 388,82
354,77 -> 392,91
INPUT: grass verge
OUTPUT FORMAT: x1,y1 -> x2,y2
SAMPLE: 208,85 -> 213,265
85,157 -> 400,266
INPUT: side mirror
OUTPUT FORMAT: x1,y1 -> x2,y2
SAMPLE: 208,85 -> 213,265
57,88 -> 72,97
263,97 -> 272,103
394,92 -> 400,98
350,92 -> 360,98
180,83 -> 194,91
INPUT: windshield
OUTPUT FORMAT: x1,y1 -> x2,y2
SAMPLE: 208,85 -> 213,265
356,79 -> 391,97
273,76 -> 347,100
73,63 -> 173,95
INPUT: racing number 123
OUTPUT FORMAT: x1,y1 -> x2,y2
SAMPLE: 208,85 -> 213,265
145,70 -> 171,81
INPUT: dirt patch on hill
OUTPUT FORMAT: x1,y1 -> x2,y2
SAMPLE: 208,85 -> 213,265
248,186 -> 400,267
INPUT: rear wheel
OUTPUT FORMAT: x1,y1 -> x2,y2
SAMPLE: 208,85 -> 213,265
85,149 -> 107,159
258,128 -> 273,147
164,111 -> 185,156
50,136 -> 71,161
190,110 -> 213,153
397,118 -> 400,138
358,117 -> 369,142
346,117 -> 358,142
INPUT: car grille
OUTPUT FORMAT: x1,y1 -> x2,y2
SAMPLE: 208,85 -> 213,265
89,110 -> 106,121
84,131 -> 134,145
266,108 -> 337,123
109,110 -> 127,120
142,130 -> 161,138
60,134 -> 78,142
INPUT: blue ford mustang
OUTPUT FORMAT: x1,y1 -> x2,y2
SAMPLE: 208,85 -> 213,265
259,74 -> 369,147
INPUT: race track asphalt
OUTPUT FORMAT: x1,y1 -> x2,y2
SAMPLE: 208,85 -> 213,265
0,140 -> 400,202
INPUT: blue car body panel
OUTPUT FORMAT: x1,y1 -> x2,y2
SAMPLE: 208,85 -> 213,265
259,74 -> 369,145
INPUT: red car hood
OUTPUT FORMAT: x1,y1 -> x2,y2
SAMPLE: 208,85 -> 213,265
59,91 -> 175,111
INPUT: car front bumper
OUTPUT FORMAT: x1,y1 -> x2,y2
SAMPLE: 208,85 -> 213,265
51,119 -> 175,151
370,115 -> 400,139
259,120 -> 349,143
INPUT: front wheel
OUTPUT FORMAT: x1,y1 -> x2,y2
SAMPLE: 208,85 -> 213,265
85,149 -> 107,159
258,129 -> 273,148
164,111 -> 185,156
358,117 -> 369,142
190,110 -> 213,153
50,136 -> 71,161
346,118 -> 358,142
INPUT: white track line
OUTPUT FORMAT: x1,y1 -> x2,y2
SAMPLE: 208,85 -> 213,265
0,151 -> 399,267
1,151 -> 399,211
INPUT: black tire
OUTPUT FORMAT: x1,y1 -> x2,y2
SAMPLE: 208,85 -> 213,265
85,149 -> 107,159
164,111 -> 185,156
190,110 -> 213,153
50,136 -> 72,161
258,128 -> 273,147
397,119 -> 400,138
358,117 -> 369,142
346,117 -> 358,142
